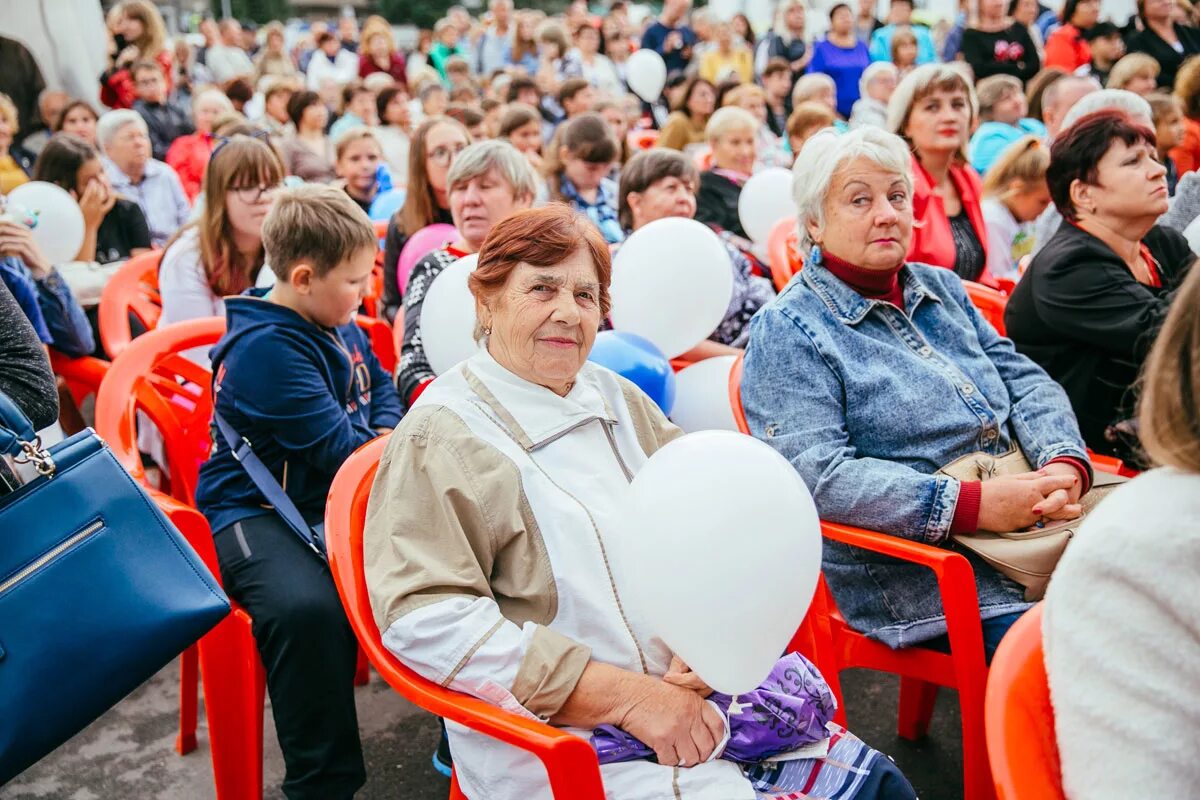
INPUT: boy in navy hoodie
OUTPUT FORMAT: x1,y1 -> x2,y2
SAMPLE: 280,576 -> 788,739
196,184 -> 401,800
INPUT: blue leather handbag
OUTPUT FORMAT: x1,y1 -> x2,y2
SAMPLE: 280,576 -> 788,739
0,392 -> 230,784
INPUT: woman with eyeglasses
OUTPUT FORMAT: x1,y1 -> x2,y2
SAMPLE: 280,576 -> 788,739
380,116 -> 471,323
159,135 -> 285,336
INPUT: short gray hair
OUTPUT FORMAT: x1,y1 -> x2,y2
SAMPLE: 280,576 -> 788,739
859,61 -> 898,99
792,126 -> 913,252
886,62 -> 977,136
792,72 -> 835,108
97,109 -> 148,152
705,106 -> 758,142
1060,88 -> 1153,131
447,139 -> 538,200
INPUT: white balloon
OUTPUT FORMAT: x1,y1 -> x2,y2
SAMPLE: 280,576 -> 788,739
626,49 -> 667,102
610,217 -> 733,359
738,168 -> 795,245
670,355 -> 739,433
622,431 -> 823,694
420,253 -> 482,375
6,182 -> 86,265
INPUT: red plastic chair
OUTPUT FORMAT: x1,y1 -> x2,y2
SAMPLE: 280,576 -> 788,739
985,604 -> 1064,800
627,129 -> 660,150
963,281 -> 1008,337
728,351 -> 994,800
48,350 -> 111,408
98,250 -> 163,359
324,437 -> 607,800
766,217 -> 803,292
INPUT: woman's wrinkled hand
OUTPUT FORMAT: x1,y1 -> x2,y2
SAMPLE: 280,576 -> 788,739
617,680 -> 725,768
663,655 -> 713,698
977,470 -> 1078,532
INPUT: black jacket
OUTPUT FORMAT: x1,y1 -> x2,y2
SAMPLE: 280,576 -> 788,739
133,99 -> 194,161
695,170 -> 747,240
1004,223 -> 1194,461
1124,23 -> 1200,87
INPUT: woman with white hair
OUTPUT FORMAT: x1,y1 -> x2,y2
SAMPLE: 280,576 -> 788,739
792,72 -> 839,116
98,109 -> 190,247
695,107 -> 759,241
397,140 -> 539,405
741,126 -> 1095,658
888,63 -> 990,282
849,62 -> 898,129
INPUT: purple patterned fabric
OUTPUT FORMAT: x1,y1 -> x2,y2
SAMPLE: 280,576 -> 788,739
591,653 -> 838,765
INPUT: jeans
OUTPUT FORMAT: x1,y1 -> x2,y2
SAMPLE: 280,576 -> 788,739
922,610 -> 1026,664
213,513 -> 366,800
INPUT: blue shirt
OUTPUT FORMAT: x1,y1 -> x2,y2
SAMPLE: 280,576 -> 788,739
640,21 -> 697,75
809,39 -> 872,119
104,157 -> 191,248
869,24 -> 938,64
968,118 -> 1047,175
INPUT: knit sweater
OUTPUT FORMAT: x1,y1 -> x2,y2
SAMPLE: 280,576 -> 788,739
1044,467 -> 1200,799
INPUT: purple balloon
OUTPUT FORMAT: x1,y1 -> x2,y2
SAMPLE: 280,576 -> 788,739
397,223 -> 458,294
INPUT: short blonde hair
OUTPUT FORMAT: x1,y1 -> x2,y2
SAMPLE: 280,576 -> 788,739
263,184 -> 377,280
705,106 -> 758,142
1106,52 -> 1161,91
722,83 -> 766,108
981,135 -> 1049,198
0,92 -> 18,131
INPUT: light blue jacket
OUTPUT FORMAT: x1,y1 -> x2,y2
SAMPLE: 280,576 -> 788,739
869,24 -> 938,64
741,259 -> 1086,647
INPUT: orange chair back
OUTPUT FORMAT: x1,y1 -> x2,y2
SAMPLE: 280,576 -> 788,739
767,218 -> 804,292
355,314 -> 396,373
325,438 -> 606,800
728,350 -> 749,434
627,129 -> 660,150
985,603 -> 1064,800
94,317 -> 225,505
963,281 -> 1008,336
99,250 -> 164,359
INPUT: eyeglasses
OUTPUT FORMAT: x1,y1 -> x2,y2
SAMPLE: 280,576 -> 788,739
229,183 -> 283,204
210,129 -> 272,161
428,142 -> 468,166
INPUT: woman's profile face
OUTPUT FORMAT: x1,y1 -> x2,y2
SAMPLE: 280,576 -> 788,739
904,86 -> 972,156
809,156 -> 913,271
1124,71 -> 1159,96
1084,137 -> 1169,219
482,247 -> 602,393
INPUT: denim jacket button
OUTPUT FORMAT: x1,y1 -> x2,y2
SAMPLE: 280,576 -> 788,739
765,424 -> 777,437
919,345 -> 932,357
962,384 -> 975,395
984,429 -> 997,440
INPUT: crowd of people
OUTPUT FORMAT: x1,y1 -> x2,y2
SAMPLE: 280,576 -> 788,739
3,0 -> 1200,796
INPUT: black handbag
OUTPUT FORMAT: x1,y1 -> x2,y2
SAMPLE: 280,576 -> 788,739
0,391 -> 230,784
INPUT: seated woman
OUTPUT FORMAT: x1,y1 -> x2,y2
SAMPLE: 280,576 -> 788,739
165,87 -> 234,201
53,100 -> 101,148
397,140 -> 537,405
722,85 -> 792,171
365,203 -> 917,800
888,64 -> 991,284
620,149 -> 775,357
545,113 -> 623,244
695,107 -> 759,241
658,76 -> 717,153
967,74 -> 1047,175
980,135 -> 1051,281
32,132 -> 152,264
1005,110 -> 1193,466
1044,264 -> 1200,800
742,126 -> 1092,656
159,135 -> 285,332
279,90 -> 337,184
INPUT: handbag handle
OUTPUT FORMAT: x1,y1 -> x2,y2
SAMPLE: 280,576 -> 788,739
0,390 -> 57,477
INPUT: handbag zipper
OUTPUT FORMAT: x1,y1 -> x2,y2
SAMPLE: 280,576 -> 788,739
0,518 -> 105,596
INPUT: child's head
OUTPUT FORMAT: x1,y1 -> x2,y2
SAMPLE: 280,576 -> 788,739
982,135 -> 1051,222
132,61 -> 166,104
446,103 -> 486,139
1148,91 -> 1186,152
263,184 -> 378,328
499,102 -> 543,154
1107,52 -> 1161,96
786,101 -> 836,154
559,77 -> 596,118
891,26 -> 919,67
762,58 -> 792,100
976,74 -> 1027,125
553,112 -> 617,193
342,82 -> 378,125
420,83 -> 449,116
377,85 -> 411,128
1083,22 -> 1125,66
335,128 -> 383,199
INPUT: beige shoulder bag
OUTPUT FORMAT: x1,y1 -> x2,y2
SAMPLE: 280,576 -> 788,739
938,451 -> 1126,601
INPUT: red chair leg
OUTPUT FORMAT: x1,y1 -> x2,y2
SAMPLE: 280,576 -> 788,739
449,769 -> 466,800
176,644 -> 199,754
200,611 -> 265,800
897,677 -> 938,740
354,647 -> 369,687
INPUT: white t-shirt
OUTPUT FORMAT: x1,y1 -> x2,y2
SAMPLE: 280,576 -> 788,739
158,227 -> 274,331
982,197 -> 1035,282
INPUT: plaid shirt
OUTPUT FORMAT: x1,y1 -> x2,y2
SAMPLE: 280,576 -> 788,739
557,175 -> 624,244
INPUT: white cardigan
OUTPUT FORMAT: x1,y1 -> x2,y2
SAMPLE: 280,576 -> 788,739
158,227 -> 274,329
1044,467 -> 1200,799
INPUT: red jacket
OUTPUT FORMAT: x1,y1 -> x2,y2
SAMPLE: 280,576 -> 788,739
907,154 -> 995,286
101,50 -> 173,110
165,131 -> 213,202
1043,23 -> 1091,72
359,52 -> 407,87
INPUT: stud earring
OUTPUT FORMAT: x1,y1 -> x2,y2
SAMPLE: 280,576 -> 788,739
483,326 -> 492,335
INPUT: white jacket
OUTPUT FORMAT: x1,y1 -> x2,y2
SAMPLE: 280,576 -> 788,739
306,48 -> 359,90
364,348 -> 758,800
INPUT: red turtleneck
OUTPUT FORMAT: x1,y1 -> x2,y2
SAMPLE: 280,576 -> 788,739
822,251 -> 906,311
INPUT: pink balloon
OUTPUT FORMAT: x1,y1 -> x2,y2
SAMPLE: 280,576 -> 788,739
397,224 -> 458,294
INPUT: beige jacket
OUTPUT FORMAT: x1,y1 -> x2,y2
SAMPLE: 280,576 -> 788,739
364,349 -> 758,800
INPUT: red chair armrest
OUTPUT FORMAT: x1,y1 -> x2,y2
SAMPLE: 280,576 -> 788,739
49,351 -> 110,393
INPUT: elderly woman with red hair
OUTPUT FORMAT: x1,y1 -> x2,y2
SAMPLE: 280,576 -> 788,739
365,203 -> 917,800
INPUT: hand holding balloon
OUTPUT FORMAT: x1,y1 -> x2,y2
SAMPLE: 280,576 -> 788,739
615,678 -> 726,767
663,655 -> 714,698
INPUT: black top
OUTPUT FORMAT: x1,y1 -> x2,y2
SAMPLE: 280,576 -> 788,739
695,170 -> 748,240
0,278 -> 57,431
133,99 -> 194,161
380,205 -> 454,324
95,199 -> 152,265
960,24 -> 1041,82
1004,223 -> 1194,461
1124,23 -> 1200,87
949,211 -> 986,282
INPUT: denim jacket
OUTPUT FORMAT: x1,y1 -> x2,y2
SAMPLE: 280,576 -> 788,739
741,260 -> 1087,647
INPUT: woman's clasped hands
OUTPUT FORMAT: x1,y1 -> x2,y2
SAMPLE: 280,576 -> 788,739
977,463 -> 1083,532
615,656 -> 725,769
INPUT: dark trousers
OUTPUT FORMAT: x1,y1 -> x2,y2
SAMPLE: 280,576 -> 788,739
213,513 -> 365,800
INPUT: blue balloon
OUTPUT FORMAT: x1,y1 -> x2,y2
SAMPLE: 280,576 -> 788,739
369,188 -> 407,221
588,331 -> 676,414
